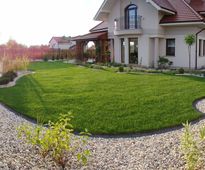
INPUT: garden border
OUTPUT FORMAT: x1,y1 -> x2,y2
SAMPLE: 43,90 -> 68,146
0,97 -> 205,139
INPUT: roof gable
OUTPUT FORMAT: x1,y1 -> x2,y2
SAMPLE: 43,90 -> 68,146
89,21 -> 108,33
152,0 -> 176,12
160,0 -> 203,24
94,0 -> 205,25
49,37 -> 71,44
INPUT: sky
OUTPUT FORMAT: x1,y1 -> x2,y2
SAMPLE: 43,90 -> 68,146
0,0 -> 104,46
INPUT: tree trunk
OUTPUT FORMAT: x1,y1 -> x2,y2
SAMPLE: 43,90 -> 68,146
188,46 -> 191,70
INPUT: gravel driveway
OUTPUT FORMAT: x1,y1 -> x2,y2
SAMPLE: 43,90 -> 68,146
1,100 -> 205,169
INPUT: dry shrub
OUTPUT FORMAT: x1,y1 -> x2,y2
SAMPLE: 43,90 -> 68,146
0,55 -> 30,74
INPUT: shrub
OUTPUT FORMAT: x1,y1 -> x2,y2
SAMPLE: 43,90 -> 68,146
180,122 -> 205,169
178,68 -> 185,74
119,66 -> 124,72
0,77 -> 10,85
14,56 -> 30,71
110,62 -> 124,67
92,65 -> 104,70
181,122 -> 200,170
43,56 -> 48,62
3,71 -> 17,80
17,113 -> 90,169
202,71 -> 205,77
158,57 -> 173,69
0,56 -> 29,73
0,71 -> 17,85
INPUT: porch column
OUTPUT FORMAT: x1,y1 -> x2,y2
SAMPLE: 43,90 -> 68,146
125,37 -> 129,64
154,38 -> 159,68
110,39 -> 114,62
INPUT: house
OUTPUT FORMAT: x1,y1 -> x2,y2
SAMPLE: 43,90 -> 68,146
94,0 -> 205,69
72,22 -> 110,62
49,36 -> 76,50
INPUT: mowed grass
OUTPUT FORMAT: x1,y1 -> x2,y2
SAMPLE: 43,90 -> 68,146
0,61 -> 204,134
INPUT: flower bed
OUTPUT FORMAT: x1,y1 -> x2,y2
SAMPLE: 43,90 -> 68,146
0,71 -> 17,85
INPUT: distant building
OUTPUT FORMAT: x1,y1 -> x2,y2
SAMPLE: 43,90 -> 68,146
49,36 -> 76,50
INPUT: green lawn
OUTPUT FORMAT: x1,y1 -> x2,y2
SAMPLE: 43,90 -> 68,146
0,61 -> 204,134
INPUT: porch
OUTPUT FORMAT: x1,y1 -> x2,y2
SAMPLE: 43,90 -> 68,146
72,31 -> 110,63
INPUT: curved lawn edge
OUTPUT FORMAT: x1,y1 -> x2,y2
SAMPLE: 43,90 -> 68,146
1,62 -> 205,136
0,97 -> 204,139
193,96 -> 205,114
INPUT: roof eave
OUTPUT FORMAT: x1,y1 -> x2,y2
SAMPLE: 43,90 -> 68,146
94,0 -> 109,21
160,21 -> 205,26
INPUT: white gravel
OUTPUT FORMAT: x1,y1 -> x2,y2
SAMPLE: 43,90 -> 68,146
1,98 -> 205,169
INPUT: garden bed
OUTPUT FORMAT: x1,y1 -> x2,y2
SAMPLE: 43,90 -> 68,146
0,71 -> 17,85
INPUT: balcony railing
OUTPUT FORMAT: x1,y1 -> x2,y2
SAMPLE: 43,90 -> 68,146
115,15 -> 142,31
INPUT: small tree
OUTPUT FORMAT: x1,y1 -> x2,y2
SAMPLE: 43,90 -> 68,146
184,34 -> 195,70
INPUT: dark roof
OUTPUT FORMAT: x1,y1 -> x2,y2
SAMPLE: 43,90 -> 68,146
90,21 -> 108,33
159,0 -> 203,24
49,37 -> 71,44
72,32 -> 107,41
189,0 -> 205,12
152,0 -> 176,12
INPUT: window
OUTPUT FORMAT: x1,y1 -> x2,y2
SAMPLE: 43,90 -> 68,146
199,39 -> 205,57
166,39 -> 175,56
129,38 -> 138,64
203,40 -> 205,56
199,39 -> 202,56
125,4 -> 138,29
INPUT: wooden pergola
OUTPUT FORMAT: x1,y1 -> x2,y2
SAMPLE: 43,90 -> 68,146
72,31 -> 110,63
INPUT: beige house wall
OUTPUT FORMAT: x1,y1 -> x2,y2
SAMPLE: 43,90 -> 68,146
49,39 -> 76,50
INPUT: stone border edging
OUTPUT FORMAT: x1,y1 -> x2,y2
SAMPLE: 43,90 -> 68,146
193,96 -> 205,114
90,98 -> 205,138
1,97 -> 205,139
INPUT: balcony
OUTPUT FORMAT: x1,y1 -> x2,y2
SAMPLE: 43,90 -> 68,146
114,16 -> 143,36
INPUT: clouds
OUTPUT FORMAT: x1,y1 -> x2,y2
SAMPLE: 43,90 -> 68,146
0,0 -> 103,46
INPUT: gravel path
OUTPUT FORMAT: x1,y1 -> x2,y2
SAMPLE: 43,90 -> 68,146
1,99 -> 205,169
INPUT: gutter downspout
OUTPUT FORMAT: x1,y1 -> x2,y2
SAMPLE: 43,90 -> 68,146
195,28 -> 205,70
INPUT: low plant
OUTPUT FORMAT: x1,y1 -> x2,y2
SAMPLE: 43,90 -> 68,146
43,56 -> 48,62
180,122 -> 205,170
158,56 -> 173,69
119,66 -> 124,72
110,62 -> 125,67
0,71 -> 17,85
92,65 -> 104,70
17,113 -> 91,169
178,68 -> 185,74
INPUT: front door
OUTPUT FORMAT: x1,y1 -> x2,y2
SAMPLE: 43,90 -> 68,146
129,38 -> 138,64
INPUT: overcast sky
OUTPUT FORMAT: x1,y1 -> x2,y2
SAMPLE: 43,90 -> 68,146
0,0 -> 104,46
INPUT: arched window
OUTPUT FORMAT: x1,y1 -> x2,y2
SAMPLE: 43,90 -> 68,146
125,4 -> 137,29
